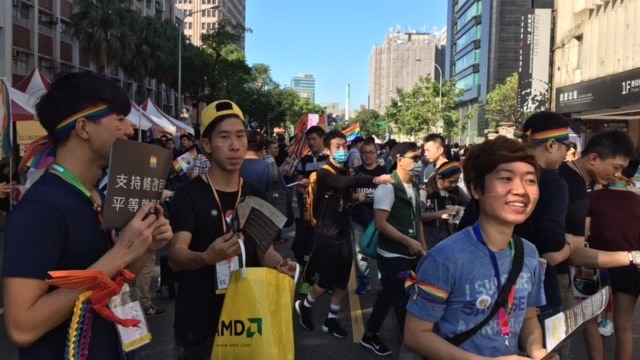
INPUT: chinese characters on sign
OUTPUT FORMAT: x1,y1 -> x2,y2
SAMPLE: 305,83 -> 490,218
110,174 -> 166,212
102,139 -> 172,229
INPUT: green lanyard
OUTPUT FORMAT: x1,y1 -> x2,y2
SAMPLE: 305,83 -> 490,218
50,164 -> 92,197
50,163 -> 103,221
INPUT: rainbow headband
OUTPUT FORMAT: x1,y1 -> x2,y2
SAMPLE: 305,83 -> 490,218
437,162 -> 461,179
54,104 -> 113,139
527,127 -> 570,143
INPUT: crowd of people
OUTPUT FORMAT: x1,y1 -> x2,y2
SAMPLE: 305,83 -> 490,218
2,71 -> 640,360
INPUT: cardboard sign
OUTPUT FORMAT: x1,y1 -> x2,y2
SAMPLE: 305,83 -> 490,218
102,139 -> 172,229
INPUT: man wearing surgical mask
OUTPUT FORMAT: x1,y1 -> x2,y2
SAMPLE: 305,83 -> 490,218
295,130 -> 393,339
361,142 -> 426,356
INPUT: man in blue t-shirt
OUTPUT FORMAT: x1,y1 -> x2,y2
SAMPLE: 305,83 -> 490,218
2,72 -> 173,360
404,136 -> 549,359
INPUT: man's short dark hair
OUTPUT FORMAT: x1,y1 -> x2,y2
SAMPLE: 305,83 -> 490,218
323,129 -> 346,148
305,126 -> 325,138
423,133 -> 446,146
582,130 -> 635,161
361,139 -> 377,149
180,134 -> 190,141
36,72 -> 131,145
246,130 -> 266,152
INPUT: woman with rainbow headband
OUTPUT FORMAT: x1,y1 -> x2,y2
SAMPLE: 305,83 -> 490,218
421,160 -> 469,248
2,72 -> 173,360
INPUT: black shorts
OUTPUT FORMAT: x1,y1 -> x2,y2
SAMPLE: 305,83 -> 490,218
311,234 -> 353,290
609,265 -> 640,296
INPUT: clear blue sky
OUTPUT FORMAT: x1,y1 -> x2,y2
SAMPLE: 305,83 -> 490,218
245,0 -> 447,111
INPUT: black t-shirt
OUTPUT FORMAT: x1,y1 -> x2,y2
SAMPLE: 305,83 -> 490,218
556,162 -> 588,275
515,169 -> 569,308
352,164 -> 386,226
558,162 -> 588,237
315,163 -> 374,239
2,173 -> 120,360
170,176 -> 266,335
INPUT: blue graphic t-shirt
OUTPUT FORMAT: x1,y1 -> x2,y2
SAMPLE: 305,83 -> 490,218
406,227 -> 545,357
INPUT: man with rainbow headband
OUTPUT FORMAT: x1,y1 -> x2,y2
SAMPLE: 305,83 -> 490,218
2,72 -> 173,360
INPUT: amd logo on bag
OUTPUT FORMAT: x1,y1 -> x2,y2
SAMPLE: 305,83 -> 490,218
216,318 -> 263,338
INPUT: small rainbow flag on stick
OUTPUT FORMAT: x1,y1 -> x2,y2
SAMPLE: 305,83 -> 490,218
342,123 -> 361,142
172,148 -> 198,175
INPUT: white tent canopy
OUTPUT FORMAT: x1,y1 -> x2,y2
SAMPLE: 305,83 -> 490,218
142,99 -> 194,135
126,101 -> 154,130
140,99 -> 177,134
14,68 -> 50,99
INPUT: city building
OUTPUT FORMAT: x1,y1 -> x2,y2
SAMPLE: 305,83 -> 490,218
553,0 -> 640,148
1,0 -> 183,113
175,0 -> 246,49
446,0 -> 553,143
291,73 -> 316,103
369,29 -> 445,114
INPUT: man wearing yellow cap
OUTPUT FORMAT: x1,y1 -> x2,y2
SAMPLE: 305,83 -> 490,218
168,100 -> 297,359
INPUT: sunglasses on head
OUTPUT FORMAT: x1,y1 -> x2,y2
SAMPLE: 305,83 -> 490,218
400,155 -> 421,161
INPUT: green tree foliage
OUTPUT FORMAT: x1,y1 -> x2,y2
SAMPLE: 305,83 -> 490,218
71,0 -> 137,74
70,6 -> 329,136
122,16 -> 179,102
485,72 -> 522,129
345,109 -> 387,139
385,76 -> 463,139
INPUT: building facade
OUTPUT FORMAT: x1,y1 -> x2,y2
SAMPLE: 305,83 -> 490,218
369,30 -> 445,114
2,0 -> 183,113
553,0 -> 640,149
291,73 -> 316,103
446,0 -> 553,143
175,0 -> 246,49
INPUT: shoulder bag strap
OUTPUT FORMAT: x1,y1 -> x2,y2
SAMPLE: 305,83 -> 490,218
447,236 -> 525,346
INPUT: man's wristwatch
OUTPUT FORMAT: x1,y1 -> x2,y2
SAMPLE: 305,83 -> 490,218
628,251 -> 640,265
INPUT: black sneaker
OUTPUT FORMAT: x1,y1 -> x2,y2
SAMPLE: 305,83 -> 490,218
295,300 -> 314,331
143,305 -> 166,318
322,317 -> 347,338
361,334 -> 392,356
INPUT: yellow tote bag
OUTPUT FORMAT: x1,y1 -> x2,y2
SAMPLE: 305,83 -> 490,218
211,242 -> 297,360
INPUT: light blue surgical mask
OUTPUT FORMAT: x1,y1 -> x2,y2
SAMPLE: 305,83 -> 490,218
333,150 -> 348,163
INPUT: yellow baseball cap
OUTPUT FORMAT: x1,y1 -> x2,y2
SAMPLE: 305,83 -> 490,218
200,100 -> 245,135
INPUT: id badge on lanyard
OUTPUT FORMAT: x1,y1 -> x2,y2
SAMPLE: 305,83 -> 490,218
215,256 -> 240,294
108,283 -> 152,352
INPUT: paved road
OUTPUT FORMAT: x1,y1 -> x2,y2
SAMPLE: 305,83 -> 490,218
1,224 -> 639,359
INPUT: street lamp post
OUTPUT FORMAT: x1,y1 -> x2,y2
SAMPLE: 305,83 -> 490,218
433,63 -> 443,103
433,63 -> 444,134
177,5 -> 219,117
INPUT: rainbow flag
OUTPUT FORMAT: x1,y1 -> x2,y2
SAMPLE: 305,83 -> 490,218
0,79 -> 12,159
342,123 -> 361,142
172,148 -> 198,175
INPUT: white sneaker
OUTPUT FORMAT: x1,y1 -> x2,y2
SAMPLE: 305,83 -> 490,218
598,319 -> 614,337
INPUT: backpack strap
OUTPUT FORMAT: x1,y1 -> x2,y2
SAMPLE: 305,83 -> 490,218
446,235 -> 524,346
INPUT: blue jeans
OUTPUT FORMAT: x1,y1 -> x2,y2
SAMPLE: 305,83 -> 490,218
351,220 -> 370,280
